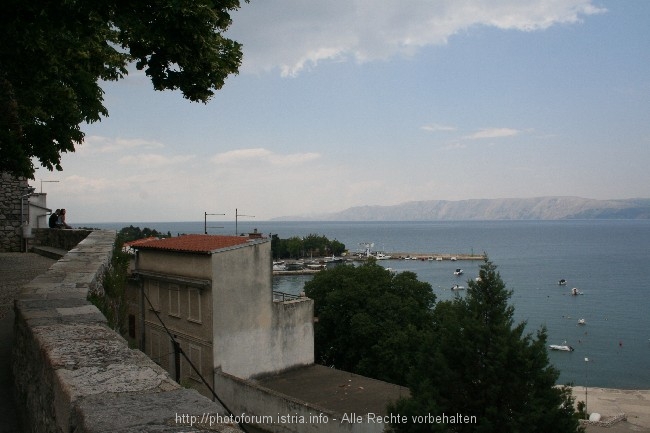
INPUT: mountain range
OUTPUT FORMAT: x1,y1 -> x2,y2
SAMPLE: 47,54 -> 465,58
274,197 -> 650,221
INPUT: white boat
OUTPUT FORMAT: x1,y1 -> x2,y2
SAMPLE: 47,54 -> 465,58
571,287 -> 583,296
549,341 -> 574,352
451,284 -> 465,291
578,318 -> 586,325
374,253 -> 392,260
558,279 -> 567,286
450,256 -> 457,261
323,255 -> 344,263
454,268 -> 463,276
273,262 -> 287,271
435,257 -> 443,261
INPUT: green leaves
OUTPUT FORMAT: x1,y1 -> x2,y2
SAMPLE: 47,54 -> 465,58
305,261 -> 435,385
390,257 -> 581,433
1,0 -> 243,178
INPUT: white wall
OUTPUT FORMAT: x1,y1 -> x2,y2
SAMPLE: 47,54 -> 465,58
212,240 -> 314,379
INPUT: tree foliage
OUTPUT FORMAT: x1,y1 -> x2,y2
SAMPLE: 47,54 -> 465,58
117,225 -> 170,244
1,0 -> 245,178
388,258 -> 581,433
304,260 -> 435,386
271,233 -> 346,259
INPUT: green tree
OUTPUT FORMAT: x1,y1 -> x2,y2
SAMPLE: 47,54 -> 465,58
388,258 -> 581,433
1,0 -> 245,179
117,225 -> 169,244
304,260 -> 435,386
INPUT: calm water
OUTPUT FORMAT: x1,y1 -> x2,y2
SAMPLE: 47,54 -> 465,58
87,220 -> 650,389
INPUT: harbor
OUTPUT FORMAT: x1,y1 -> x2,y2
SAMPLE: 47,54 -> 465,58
272,252 -> 484,275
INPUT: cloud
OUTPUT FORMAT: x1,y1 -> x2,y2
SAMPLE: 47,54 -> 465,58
118,153 -> 195,167
83,135 -> 165,153
421,123 -> 457,132
228,0 -> 605,76
211,148 -> 321,166
464,128 -> 521,140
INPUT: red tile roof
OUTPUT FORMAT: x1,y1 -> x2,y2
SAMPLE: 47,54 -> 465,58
132,234 -> 253,254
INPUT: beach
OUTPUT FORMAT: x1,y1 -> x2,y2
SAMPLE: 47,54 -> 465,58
570,386 -> 650,432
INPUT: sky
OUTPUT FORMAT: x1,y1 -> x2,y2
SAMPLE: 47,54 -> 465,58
33,0 -> 650,223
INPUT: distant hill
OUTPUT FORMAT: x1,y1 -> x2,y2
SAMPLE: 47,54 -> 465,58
273,197 -> 650,221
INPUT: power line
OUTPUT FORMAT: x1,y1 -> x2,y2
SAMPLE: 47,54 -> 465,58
142,290 -> 250,433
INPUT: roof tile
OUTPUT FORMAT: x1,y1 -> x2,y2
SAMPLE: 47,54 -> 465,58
133,234 -> 253,253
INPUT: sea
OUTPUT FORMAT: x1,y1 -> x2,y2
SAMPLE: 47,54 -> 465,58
83,219 -> 650,389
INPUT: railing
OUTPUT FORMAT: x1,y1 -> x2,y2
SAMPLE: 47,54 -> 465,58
272,291 -> 302,302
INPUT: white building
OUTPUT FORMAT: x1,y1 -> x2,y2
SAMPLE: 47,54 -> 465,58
129,233 -> 314,397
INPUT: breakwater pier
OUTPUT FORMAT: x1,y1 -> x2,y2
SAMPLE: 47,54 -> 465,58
272,252 -> 484,275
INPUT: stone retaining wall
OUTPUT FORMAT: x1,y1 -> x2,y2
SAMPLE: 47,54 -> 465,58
13,230 -> 241,433
0,172 -> 30,252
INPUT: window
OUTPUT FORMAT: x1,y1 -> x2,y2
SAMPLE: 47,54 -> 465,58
128,314 -> 136,339
168,284 -> 181,317
150,330 -> 162,365
188,344 -> 202,381
147,280 -> 160,311
188,288 -> 201,323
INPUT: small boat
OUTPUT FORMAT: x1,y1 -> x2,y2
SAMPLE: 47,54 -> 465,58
558,279 -> 567,286
284,261 -> 305,271
323,255 -> 343,263
435,257 -> 443,261
451,284 -> 465,291
549,341 -> 574,352
578,318 -> 586,325
571,287 -> 583,296
454,268 -> 463,276
374,253 -> 392,260
273,262 -> 287,271
450,257 -> 457,261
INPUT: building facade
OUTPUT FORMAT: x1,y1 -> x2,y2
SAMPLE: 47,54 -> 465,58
128,233 -> 314,398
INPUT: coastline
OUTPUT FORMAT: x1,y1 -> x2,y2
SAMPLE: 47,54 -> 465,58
569,386 -> 650,431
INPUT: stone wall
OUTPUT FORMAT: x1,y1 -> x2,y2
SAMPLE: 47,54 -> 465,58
31,227 -> 93,251
13,230 -> 241,433
0,172 -> 30,252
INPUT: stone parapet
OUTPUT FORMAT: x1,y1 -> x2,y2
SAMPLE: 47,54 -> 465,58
13,230 -> 241,433
31,228 -> 93,251
0,172 -> 30,252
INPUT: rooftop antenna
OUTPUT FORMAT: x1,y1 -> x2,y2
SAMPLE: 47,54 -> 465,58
204,212 -> 225,234
235,208 -> 254,235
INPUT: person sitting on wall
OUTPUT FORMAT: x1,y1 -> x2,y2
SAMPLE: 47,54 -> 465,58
49,209 -> 60,228
58,209 -> 72,229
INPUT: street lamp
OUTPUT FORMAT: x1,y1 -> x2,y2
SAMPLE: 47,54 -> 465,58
584,357 -> 589,419
235,208 -> 254,235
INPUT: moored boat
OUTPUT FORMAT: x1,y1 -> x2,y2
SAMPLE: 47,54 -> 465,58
549,341 -> 574,352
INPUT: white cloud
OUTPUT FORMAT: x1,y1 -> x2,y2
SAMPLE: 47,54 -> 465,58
464,127 -> 521,140
211,148 -> 321,166
229,0 -> 605,76
83,135 -> 165,153
118,153 -> 195,167
421,123 -> 457,132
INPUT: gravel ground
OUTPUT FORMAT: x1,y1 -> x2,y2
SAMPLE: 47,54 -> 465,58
0,253 -> 56,320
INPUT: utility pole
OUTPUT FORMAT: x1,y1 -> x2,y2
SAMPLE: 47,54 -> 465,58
235,208 -> 254,235
204,212 -> 225,234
